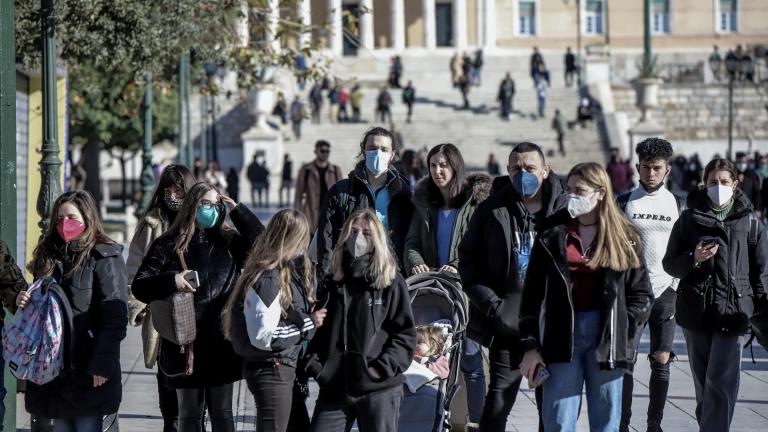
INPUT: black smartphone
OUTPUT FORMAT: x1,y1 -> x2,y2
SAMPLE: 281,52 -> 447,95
700,236 -> 718,248
183,270 -> 200,289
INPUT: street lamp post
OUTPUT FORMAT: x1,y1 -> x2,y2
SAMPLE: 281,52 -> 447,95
138,74 -> 154,215
725,51 -> 738,161
204,64 -> 218,163
38,0 -> 63,232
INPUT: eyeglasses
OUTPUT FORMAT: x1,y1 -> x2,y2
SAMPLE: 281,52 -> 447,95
199,199 -> 218,209
318,149 -> 330,155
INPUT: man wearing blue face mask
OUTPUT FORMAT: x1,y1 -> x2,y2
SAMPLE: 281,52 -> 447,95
316,127 -> 414,275
459,142 -> 568,431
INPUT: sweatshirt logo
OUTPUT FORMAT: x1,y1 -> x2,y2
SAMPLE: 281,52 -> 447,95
367,298 -> 384,307
630,213 -> 673,222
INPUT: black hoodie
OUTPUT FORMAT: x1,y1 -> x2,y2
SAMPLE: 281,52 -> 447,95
663,188 -> 768,334
458,173 -> 568,348
304,270 -> 416,400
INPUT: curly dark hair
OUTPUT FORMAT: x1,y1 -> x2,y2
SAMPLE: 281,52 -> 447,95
635,138 -> 673,162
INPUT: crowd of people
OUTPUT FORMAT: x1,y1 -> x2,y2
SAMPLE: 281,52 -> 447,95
0,125 -> 766,432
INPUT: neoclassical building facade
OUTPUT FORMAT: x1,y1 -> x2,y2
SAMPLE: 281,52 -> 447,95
292,0 -> 768,55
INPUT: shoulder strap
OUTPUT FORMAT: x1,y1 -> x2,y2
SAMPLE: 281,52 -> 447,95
178,251 -> 188,271
616,191 -> 631,213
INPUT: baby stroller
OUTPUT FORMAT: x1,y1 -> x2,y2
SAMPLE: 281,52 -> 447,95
398,271 -> 470,432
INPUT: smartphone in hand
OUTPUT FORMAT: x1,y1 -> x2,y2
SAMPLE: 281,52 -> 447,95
184,270 -> 200,290
529,364 -> 550,389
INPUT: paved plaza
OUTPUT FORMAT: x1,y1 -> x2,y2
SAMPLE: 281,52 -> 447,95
14,321 -> 767,431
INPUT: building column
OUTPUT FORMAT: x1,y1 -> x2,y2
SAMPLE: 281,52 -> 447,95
453,0 -> 467,50
328,0 -> 343,56
482,0 -> 496,49
298,0 -> 311,47
268,0 -> 280,52
422,0 -> 436,49
360,0 -> 374,51
391,0 -> 405,50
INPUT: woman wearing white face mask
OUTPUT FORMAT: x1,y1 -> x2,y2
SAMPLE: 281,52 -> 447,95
519,162 -> 653,432
305,209 -> 416,432
663,158 -> 768,432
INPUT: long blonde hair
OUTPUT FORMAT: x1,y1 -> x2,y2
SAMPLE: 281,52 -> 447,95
330,209 -> 398,290
567,163 -> 642,272
222,209 -> 312,339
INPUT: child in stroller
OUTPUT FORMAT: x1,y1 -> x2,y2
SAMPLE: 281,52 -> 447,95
414,324 -> 450,379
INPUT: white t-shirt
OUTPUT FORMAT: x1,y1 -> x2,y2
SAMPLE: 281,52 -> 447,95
623,186 -> 680,298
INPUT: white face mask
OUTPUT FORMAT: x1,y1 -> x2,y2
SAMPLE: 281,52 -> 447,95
567,193 -> 597,218
707,185 -> 734,207
345,232 -> 373,258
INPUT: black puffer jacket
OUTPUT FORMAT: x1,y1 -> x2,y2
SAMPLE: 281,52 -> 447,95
316,162 -> 414,274
663,189 -> 768,334
132,204 -> 264,388
26,243 -> 128,418
304,272 -> 416,400
519,222 -> 654,371
458,175 -> 568,348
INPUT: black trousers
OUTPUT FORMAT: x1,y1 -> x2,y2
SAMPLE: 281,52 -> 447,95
480,344 -> 524,432
621,288 -> 677,429
157,371 -> 179,431
310,386 -> 403,432
245,365 -> 310,432
177,384 -> 234,432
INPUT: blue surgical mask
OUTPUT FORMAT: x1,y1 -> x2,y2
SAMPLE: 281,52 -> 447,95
365,150 -> 389,176
511,172 -> 540,198
196,207 -> 219,229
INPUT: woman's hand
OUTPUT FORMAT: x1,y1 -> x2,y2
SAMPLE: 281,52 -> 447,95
312,308 -> 327,328
440,265 -> 458,273
174,271 -> 196,293
412,264 -> 430,274
16,291 -> 31,310
694,241 -> 719,264
219,195 -> 237,210
367,366 -> 382,381
520,349 -> 546,382
93,375 -> 108,387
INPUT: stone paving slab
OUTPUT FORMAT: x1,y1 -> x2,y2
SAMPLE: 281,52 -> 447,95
17,324 -> 765,431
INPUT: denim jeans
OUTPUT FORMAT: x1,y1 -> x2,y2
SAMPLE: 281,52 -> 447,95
53,417 -> 102,432
0,338 -> 5,432
542,310 -> 623,432
461,338 -> 486,423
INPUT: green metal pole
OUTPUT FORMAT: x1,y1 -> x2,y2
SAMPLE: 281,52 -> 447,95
644,0 -> 652,65
178,55 -> 188,166
200,92 -> 208,165
38,0 -> 62,233
0,0 -> 18,427
138,73 -> 154,215
185,64 -> 193,167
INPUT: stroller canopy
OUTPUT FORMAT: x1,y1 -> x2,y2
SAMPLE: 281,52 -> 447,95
406,271 -> 469,334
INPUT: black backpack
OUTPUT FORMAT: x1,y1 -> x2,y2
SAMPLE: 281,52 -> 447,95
228,299 -> 273,361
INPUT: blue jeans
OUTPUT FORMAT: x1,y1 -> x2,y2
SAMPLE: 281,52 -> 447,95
541,311 -> 623,432
53,416 -> 102,432
461,338 -> 486,423
0,339 -> 5,432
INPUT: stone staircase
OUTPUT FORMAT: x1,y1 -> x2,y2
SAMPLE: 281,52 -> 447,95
283,82 -> 606,178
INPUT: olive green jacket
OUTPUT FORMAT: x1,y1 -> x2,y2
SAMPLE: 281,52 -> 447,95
404,173 -> 492,275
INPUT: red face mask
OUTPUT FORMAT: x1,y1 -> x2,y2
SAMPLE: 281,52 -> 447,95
57,219 -> 85,242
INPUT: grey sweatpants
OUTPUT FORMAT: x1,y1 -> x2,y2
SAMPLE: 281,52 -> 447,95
682,328 -> 744,432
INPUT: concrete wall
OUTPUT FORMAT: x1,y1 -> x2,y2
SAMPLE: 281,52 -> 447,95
613,83 -> 768,141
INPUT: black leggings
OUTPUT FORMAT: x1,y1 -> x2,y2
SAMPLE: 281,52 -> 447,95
177,384 -> 234,432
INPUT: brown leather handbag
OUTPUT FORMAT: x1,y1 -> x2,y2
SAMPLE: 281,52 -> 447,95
150,251 -> 196,376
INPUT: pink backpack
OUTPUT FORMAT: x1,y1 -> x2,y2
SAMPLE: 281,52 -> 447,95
2,279 -> 65,385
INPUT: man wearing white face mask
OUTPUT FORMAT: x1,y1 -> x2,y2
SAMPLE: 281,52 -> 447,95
663,158 -> 768,432
316,127 -> 414,275
616,138 -> 685,432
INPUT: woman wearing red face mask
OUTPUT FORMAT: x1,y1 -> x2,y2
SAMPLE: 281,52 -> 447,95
17,190 -> 129,432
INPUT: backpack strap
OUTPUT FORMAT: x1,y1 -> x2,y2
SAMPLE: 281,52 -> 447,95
616,191 -> 631,213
